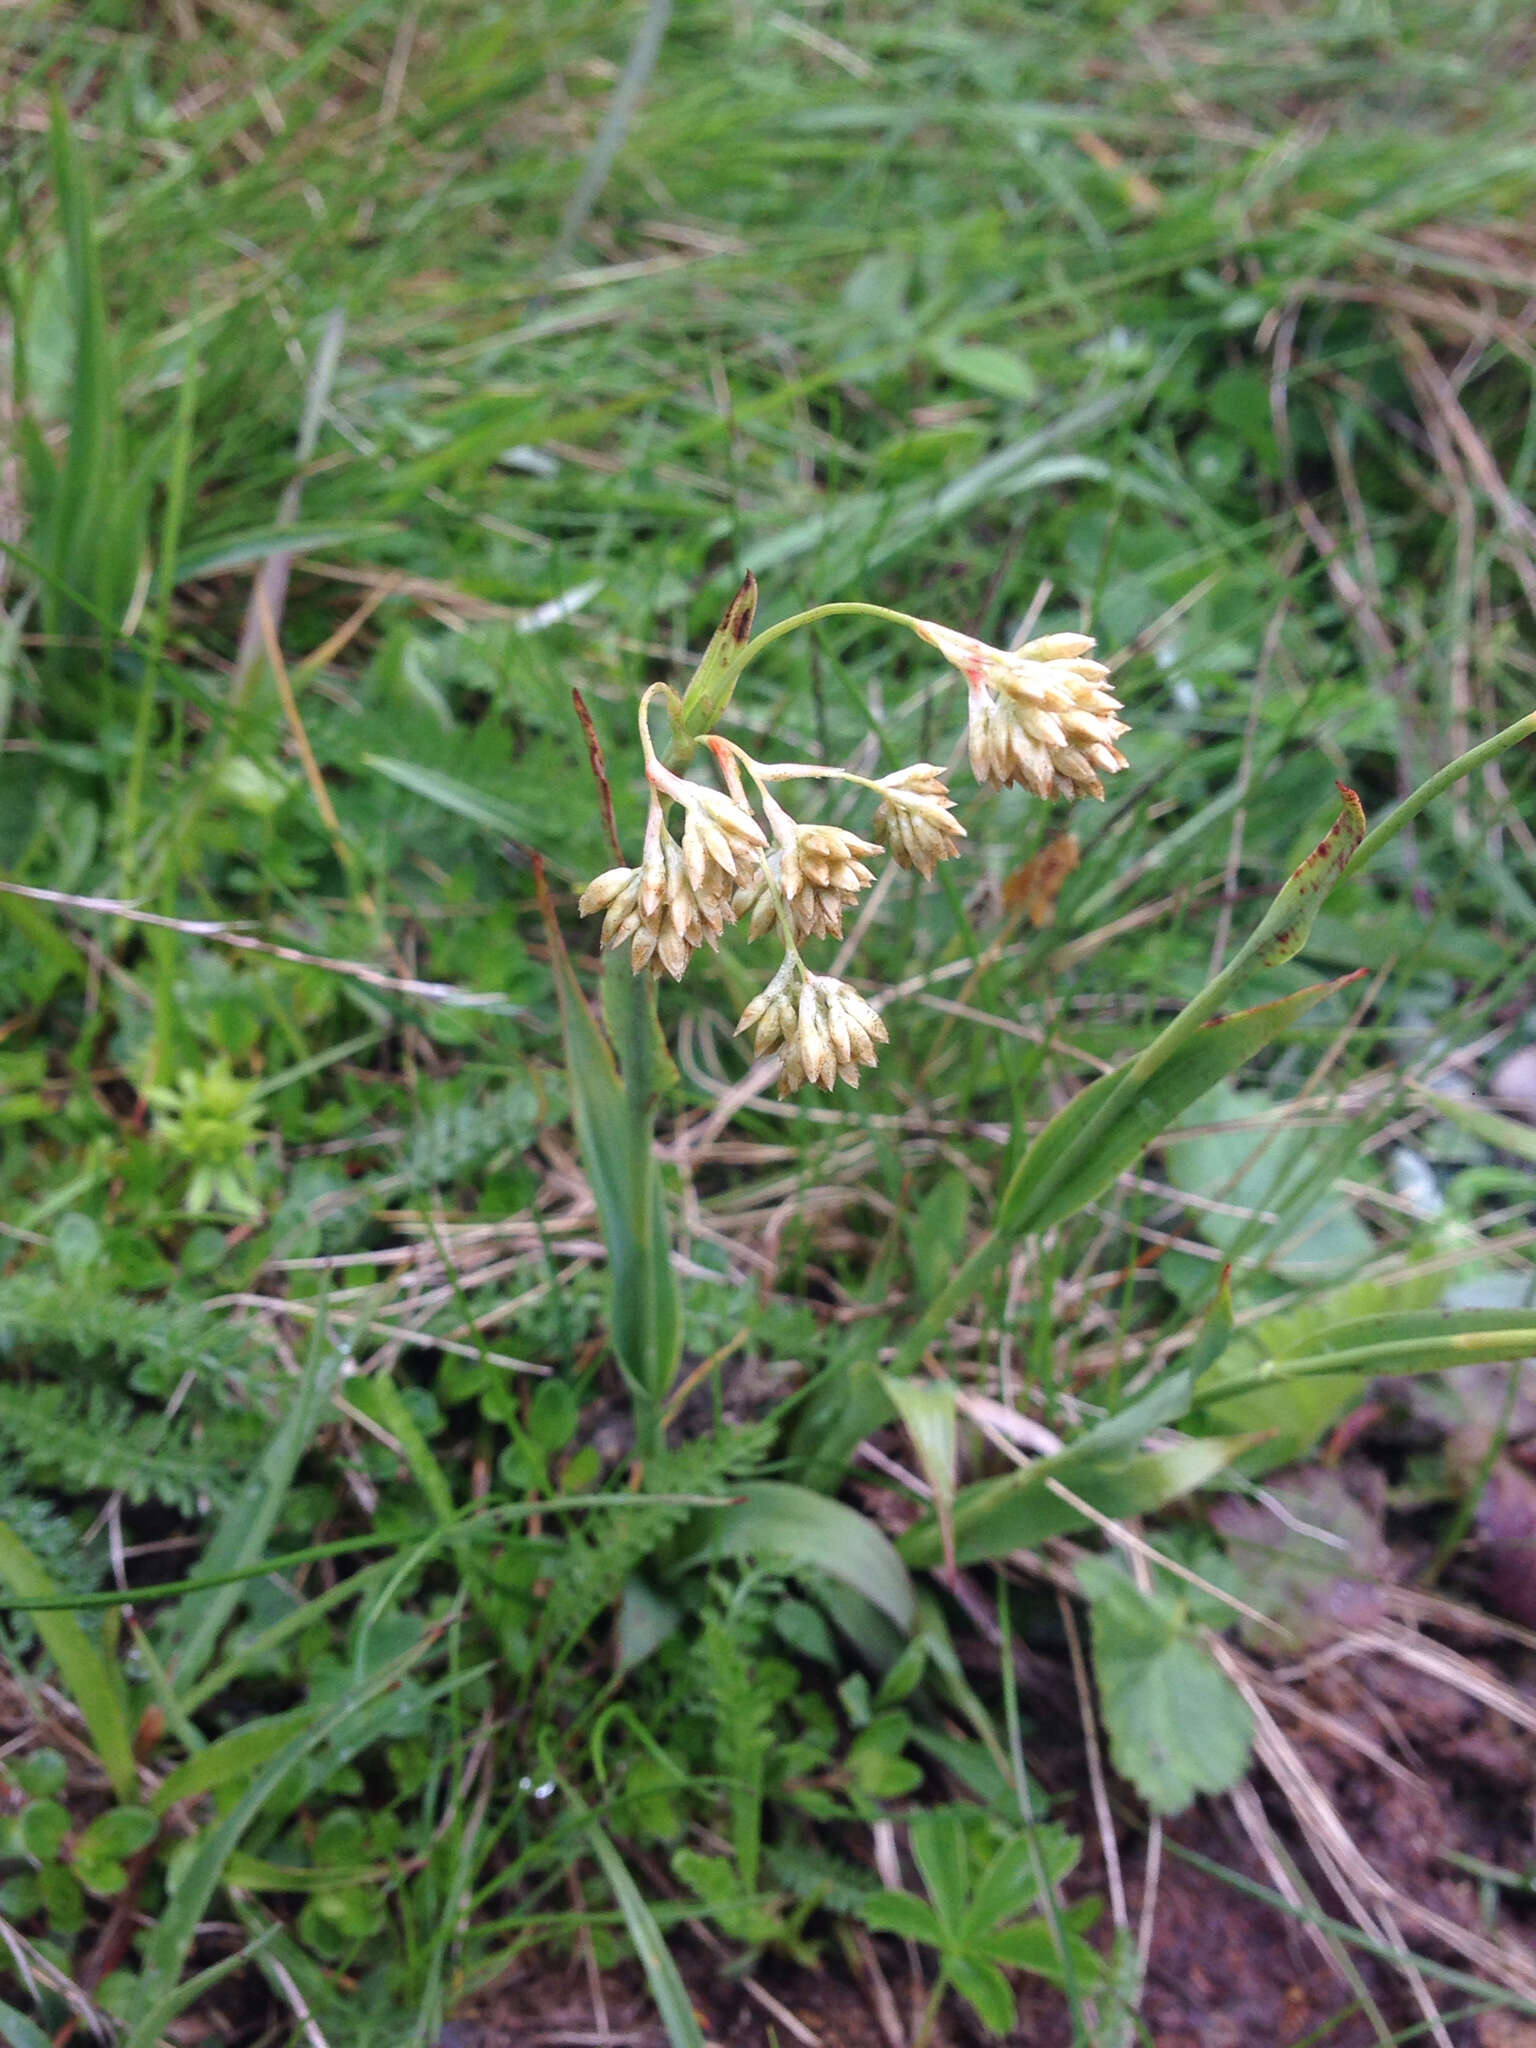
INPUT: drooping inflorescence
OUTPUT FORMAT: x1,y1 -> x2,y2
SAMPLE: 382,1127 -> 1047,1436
578,587 -> 1127,1096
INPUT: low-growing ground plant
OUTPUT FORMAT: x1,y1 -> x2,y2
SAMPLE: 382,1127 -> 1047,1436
4,6 -> 1536,2045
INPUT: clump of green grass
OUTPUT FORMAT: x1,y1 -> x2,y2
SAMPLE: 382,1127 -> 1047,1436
2,3 -> 1536,2043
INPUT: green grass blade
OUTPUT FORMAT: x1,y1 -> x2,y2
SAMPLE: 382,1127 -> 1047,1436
158,1316 -> 341,1694
1196,1310 -> 1536,1415
122,1633 -> 433,2048
901,1436 -> 1258,1570
586,1820 -> 706,2048
0,1519 -> 137,1800
365,752 -> 553,854
177,521 -> 401,580
1001,973 -> 1366,1238
150,1707 -> 311,1816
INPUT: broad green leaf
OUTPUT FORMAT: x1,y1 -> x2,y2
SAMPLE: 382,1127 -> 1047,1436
1162,1082 -> 1373,1281
946,1953 -> 1016,2034
882,1374 -> 958,1571
0,1520 -> 135,1800
901,1368 -> 1203,1569
986,1913 -> 1100,1981
1078,1557 -> 1253,1815
0,1998 -> 53,2048
1192,1300 -> 1536,1463
906,1171 -> 972,1303
676,1482 -> 914,1632
999,976 -> 1361,1237
911,1809 -> 969,1929
930,339 -> 1038,401
152,1709 -> 312,1816
902,1435 -> 1254,1570
965,1837 -> 1045,1935
78,1806 -> 157,1859
587,1822 -> 706,2048
860,1888 -> 944,1943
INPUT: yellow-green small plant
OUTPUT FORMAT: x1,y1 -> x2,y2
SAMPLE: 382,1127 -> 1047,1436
579,575 -> 1129,1096
145,1059 -> 267,1219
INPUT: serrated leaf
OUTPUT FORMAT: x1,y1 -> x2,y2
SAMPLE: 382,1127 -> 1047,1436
1078,1558 -> 1253,1815
981,1896 -> 1101,1988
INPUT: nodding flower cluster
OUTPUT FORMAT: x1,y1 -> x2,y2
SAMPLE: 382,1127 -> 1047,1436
579,598 -> 1128,1097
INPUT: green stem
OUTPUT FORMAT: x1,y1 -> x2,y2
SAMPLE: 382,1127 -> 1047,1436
1343,706 -> 1536,882
732,600 -> 925,677
1198,1328 -> 1536,1405
121,345 -> 200,898
911,1972 -> 947,2048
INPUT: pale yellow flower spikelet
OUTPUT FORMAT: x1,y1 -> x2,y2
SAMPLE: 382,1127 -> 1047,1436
575,582 -> 1131,1093
736,958 -> 888,1097
578,801 -> 733,980
871,763 -> 965,877
648,760 -> 766,909
734,790 -> 881,941
915,619 -> 1130,801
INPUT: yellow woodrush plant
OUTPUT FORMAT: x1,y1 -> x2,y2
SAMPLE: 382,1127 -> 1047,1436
578,575 -> 1129,1097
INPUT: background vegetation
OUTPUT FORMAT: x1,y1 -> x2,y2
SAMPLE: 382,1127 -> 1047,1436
3,2 -> 1536,2042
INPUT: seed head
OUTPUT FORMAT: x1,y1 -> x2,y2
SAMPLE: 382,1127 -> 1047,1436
915,619 -> 1130,801
736,957 -> 889,1096
871,763 -> 966,877
734,791 -> 881,941
647,759 -> 766,896
578,801 -> 731,980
